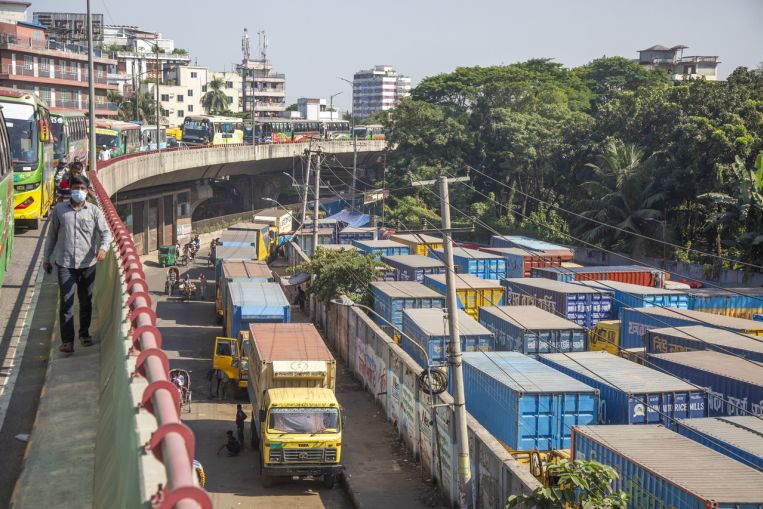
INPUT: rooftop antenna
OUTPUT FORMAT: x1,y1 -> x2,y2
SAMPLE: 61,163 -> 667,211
242,28 -> 250,61
257,30 -> 268,63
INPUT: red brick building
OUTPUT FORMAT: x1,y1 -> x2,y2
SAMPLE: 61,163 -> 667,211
0,13 -> 118,115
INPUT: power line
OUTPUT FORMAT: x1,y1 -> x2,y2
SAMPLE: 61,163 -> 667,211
463,164 -> 763,271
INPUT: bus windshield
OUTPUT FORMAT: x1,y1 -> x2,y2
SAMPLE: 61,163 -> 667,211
184,120 -> 210,140
95,129 -> 118,149
3,102 -> 38,169
51,116 -> 65,160
218,122 -> 235,134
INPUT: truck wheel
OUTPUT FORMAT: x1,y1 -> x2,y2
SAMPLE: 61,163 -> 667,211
322,474 -> 335,489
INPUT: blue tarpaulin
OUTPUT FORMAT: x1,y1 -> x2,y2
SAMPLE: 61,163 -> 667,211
328,209 -> 370,228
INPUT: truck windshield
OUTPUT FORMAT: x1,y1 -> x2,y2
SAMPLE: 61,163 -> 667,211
268,408 -> 339,434
3,102 -> 38,168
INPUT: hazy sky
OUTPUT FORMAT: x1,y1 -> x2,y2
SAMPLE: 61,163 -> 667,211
29,0 -> 763,111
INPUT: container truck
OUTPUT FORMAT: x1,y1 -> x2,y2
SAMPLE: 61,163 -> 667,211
647,325 -> 763,361
224,281 -> 290,337
572,424 -> 763,509
501,278 -> 613,329
458,352 -> 598,451
387,233 -> 443,256
574,280 -> 688,316
532,265 -> 666,288
647,350 -> 763,417
214,244 -> 259,281
480,247 -> 563,278
424,274 -> 505,320
370,281 -> 445,339
538,351 -> 707,424
226,222 -> 271,260
674,416 -> 763,471
247,323 -> 342,488
686,287 -> 763,319
215,260 -> 273,322
381,254 -> 446,283
428,247 -> 507,280
352,239 -> 410,260
618,306 -> 763,350
401,308 -> 494,368
219,229 -> 258,247
488,235 -> 573,259
213,330 -> 251,389
478,305 -> 586,354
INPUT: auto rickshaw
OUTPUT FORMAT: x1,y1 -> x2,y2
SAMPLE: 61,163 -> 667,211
159,245 -> 177,267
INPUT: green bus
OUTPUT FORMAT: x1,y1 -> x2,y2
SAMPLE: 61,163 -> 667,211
95,120 -> 141,158
0,104 -> 13,288
0,88 -> 54,230
50,108 -> 88,169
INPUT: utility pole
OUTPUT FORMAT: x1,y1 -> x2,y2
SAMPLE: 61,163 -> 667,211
301,146 -> 312,230
311,150 -> 322,256
338,76 -> 357,205
85,0 -> 96,173
154,43 -> 161,153
412,173 -> 472,508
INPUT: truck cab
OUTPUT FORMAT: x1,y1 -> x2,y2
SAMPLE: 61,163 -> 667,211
213,332 -> 250,389
588,320 -> 620,355
256,387 -> 343,488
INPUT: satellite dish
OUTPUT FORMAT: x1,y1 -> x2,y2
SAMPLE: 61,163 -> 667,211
281,272 -> 310,286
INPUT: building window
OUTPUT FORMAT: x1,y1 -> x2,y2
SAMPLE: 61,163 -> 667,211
23,55 -> 32,70
188,105 -> 193,112
177,95 -> 184,102
39,58 -> 49,72
161,94 -> 169,102
226,81 -> 233,89
177,110 -> 184,117
201,85 -> 207,92
187,89 -> 193,97
227,96 -> 233,104
191,72 -> 197,78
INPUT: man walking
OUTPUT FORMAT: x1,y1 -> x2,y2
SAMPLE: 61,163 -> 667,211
44,175 -> 112,354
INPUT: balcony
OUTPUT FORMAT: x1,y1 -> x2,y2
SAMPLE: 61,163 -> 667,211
0,34 -> 113,62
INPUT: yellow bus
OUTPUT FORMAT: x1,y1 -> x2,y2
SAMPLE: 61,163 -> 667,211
0,87 -> 54,229
181,115 -> 243,145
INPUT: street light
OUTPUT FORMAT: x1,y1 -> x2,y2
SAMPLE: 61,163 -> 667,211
329,91 -> 342,122
338,77 -> 357,207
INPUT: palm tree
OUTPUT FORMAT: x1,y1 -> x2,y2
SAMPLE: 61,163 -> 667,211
202,77 -> 229,115
575,139 -> 664,255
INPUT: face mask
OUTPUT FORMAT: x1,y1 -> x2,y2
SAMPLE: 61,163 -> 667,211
71,190 -> 87,203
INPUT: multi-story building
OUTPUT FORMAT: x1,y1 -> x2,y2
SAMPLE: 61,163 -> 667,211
297,97 -> 339,121
101,25 -> 191,95
352,65 -> 411,119
140,64 -> 207,127
208,70 -> 242,114
236,58 -> 286,118
637,44 -> 720,81
0,2 -> 118,116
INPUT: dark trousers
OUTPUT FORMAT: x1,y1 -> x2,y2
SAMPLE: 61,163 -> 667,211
57,265 -> 96,344
237,425 -> 245,449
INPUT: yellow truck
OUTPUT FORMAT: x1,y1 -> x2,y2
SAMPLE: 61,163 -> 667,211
213,331 -> 250,389
588,320 -> 645,363
247,323 -> 343,488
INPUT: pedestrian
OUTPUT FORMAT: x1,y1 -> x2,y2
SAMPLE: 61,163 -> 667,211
44,175 -> 112,354
198,274 -> 207,300
216,430 -> 241,457
296,286 -> 306,312
98,146 -> 111,161
236,404 -> 247,449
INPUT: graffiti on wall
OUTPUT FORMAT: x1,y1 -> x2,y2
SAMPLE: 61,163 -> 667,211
356,342 -> 386,398
389,371 -> 401,426
400,384 -> 417,446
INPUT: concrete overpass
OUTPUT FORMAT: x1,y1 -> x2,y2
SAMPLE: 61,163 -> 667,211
97,141 -> 386,254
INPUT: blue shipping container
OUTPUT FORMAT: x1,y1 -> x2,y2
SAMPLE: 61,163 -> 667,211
402,308 -> 494,367
501,278 -> 613,329
381,254 -> 447,283
370,281 -> 445,333
429,247 -> 507,280
539,351 -> 707,425
337,227 -> 376,244
647,350 -> 763,417
575,280 -> 688,316
620,307 -> 763,350
353,239 -> 410,260
457,352 -> 598,451
687,287 -> 763,320
646,325 -> 763,362
573,425 -> 763,509
478,305 -> 587,354
489,235 -> 572,256
674,416 -> 763,471
225,281 -> 291,338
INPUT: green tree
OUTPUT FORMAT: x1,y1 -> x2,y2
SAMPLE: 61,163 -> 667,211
286,103 -> 298,112
202,77 -> 229,115
572,56 -> 671,108
383,195 -> 441,230
506,459 -> 627,509
292,247 -> 385,305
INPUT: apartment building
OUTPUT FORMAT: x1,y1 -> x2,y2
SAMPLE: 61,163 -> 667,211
352,65 -> 411,118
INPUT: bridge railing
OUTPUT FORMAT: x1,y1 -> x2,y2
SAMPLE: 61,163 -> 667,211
90,167 -> 212,509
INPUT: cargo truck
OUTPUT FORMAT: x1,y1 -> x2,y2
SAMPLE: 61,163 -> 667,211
215,260 -> 273,322
224,281 -> 290,337
213,331 -> 250,389
247,323 -> 343,488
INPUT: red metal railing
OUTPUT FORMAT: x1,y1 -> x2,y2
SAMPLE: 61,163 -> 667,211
90,166 -> 211,509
